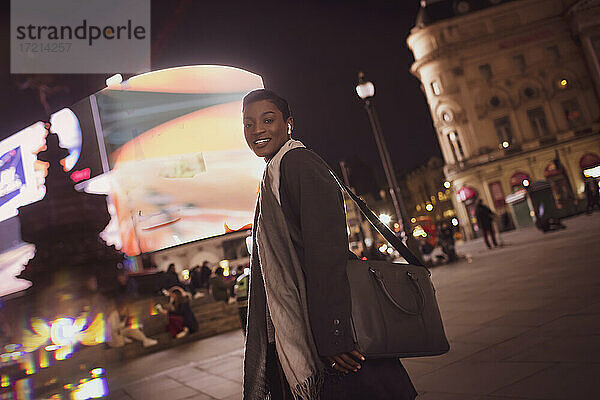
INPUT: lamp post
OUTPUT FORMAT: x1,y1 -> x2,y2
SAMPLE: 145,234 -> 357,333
355,71 -> 417,254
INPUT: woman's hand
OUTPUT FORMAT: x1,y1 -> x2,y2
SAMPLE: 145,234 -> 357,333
326,350 -> 365,374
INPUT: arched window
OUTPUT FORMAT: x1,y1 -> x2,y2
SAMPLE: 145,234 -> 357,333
527,107 -> 550,138
562,98 -> 584,129
446,130 -> 465,163
494,116 -> 514,148
510,171 -> 531,191
431,81 -> 441,96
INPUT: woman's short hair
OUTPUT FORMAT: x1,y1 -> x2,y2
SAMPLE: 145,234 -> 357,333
243,89 -> 292,121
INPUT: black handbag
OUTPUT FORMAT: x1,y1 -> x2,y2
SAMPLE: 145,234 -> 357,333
331,172 -> 450,359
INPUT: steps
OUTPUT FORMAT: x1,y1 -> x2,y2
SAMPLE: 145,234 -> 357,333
105,294 -> 243,361
115,299 -> 242,360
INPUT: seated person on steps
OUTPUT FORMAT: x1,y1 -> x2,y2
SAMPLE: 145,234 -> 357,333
107,301 -> 158,348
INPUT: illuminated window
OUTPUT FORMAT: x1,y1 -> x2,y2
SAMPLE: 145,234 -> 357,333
444,210 -> 456,218
527,107 -> 550,137
557,78 -> 569,89
446,131 -> 465,163
431,81 -> 441,95
561,98 -> 583,129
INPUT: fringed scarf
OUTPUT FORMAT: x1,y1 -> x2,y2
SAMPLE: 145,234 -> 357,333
243,140 -> 325,400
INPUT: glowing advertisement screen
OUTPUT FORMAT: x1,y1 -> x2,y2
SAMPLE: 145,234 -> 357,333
0,122 -> 47,222
95,66 -> 264,255
0,147 -> 25,207
0,106 -> 98,223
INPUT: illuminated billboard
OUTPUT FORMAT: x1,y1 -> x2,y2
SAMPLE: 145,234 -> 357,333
92,65 -> 264,255
1,65 -> 263,259
0,122 -> 47,222
0,103 -> 102,223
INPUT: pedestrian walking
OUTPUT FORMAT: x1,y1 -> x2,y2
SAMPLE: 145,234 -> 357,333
160,264 -> 181,290
200,261 -> 212,290
115,269 -> 139,302
241,89 -> 416,400
189,265 -> 204,299
209,267 -> 234,303
584,177 -> 600,213
475,199 -> 498,248
234,267 -> 249,335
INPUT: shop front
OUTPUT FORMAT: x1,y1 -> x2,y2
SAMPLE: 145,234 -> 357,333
544,157 -> 576,216
509,171 -> 531,192
505,189 -> 534,229
580,153 -> 600,179
457,186 -> 480,238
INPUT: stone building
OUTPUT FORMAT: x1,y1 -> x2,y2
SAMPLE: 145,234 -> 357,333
407,0 -> 600,239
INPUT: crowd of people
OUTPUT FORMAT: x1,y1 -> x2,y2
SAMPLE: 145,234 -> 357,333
419,221 -> 460,266
74,260 -> 251,353
154,261 -> 251,338
158,261 -> 246,304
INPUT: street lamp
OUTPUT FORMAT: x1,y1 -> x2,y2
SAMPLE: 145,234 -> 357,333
105,73 -> 123,87
355,71 -> 420,258
378,213 -> 392,225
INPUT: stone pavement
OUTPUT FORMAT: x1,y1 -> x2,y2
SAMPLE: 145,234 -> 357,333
107,213 -> 600,400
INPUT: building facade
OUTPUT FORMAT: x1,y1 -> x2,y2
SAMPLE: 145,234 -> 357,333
407,0 -> 600,239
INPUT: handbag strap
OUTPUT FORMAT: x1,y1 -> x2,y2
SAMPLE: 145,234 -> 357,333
328,169 -> 425,267
369,268 -> 425,315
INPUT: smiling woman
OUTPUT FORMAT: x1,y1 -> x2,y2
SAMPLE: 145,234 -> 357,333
242,91 -> 293,159
241,89 -> 417,400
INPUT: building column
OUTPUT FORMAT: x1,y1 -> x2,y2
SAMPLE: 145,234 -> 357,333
581,33 -> 600,103
450,187 -> 474,240
510,109 -> 527,145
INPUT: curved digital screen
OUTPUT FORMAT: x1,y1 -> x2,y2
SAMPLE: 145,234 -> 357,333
96,65 -> 264,255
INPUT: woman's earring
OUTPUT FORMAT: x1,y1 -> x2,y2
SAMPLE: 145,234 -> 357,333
288,124 -> 292,135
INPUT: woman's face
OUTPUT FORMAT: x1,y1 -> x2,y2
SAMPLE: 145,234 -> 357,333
243,100 -> 292,159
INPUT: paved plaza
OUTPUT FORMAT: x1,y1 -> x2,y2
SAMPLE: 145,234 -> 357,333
106,213 -> 600,400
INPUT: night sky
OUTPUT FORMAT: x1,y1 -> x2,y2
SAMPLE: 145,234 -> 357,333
0,0 -> 440,193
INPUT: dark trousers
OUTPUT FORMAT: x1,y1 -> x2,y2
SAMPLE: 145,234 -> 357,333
586,197 -> 600,213
266,342 -> 293,400
482,225 -> 497,248
238,306 -> 248,336
266,342 -> 417,400
321,358 -> 417,400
